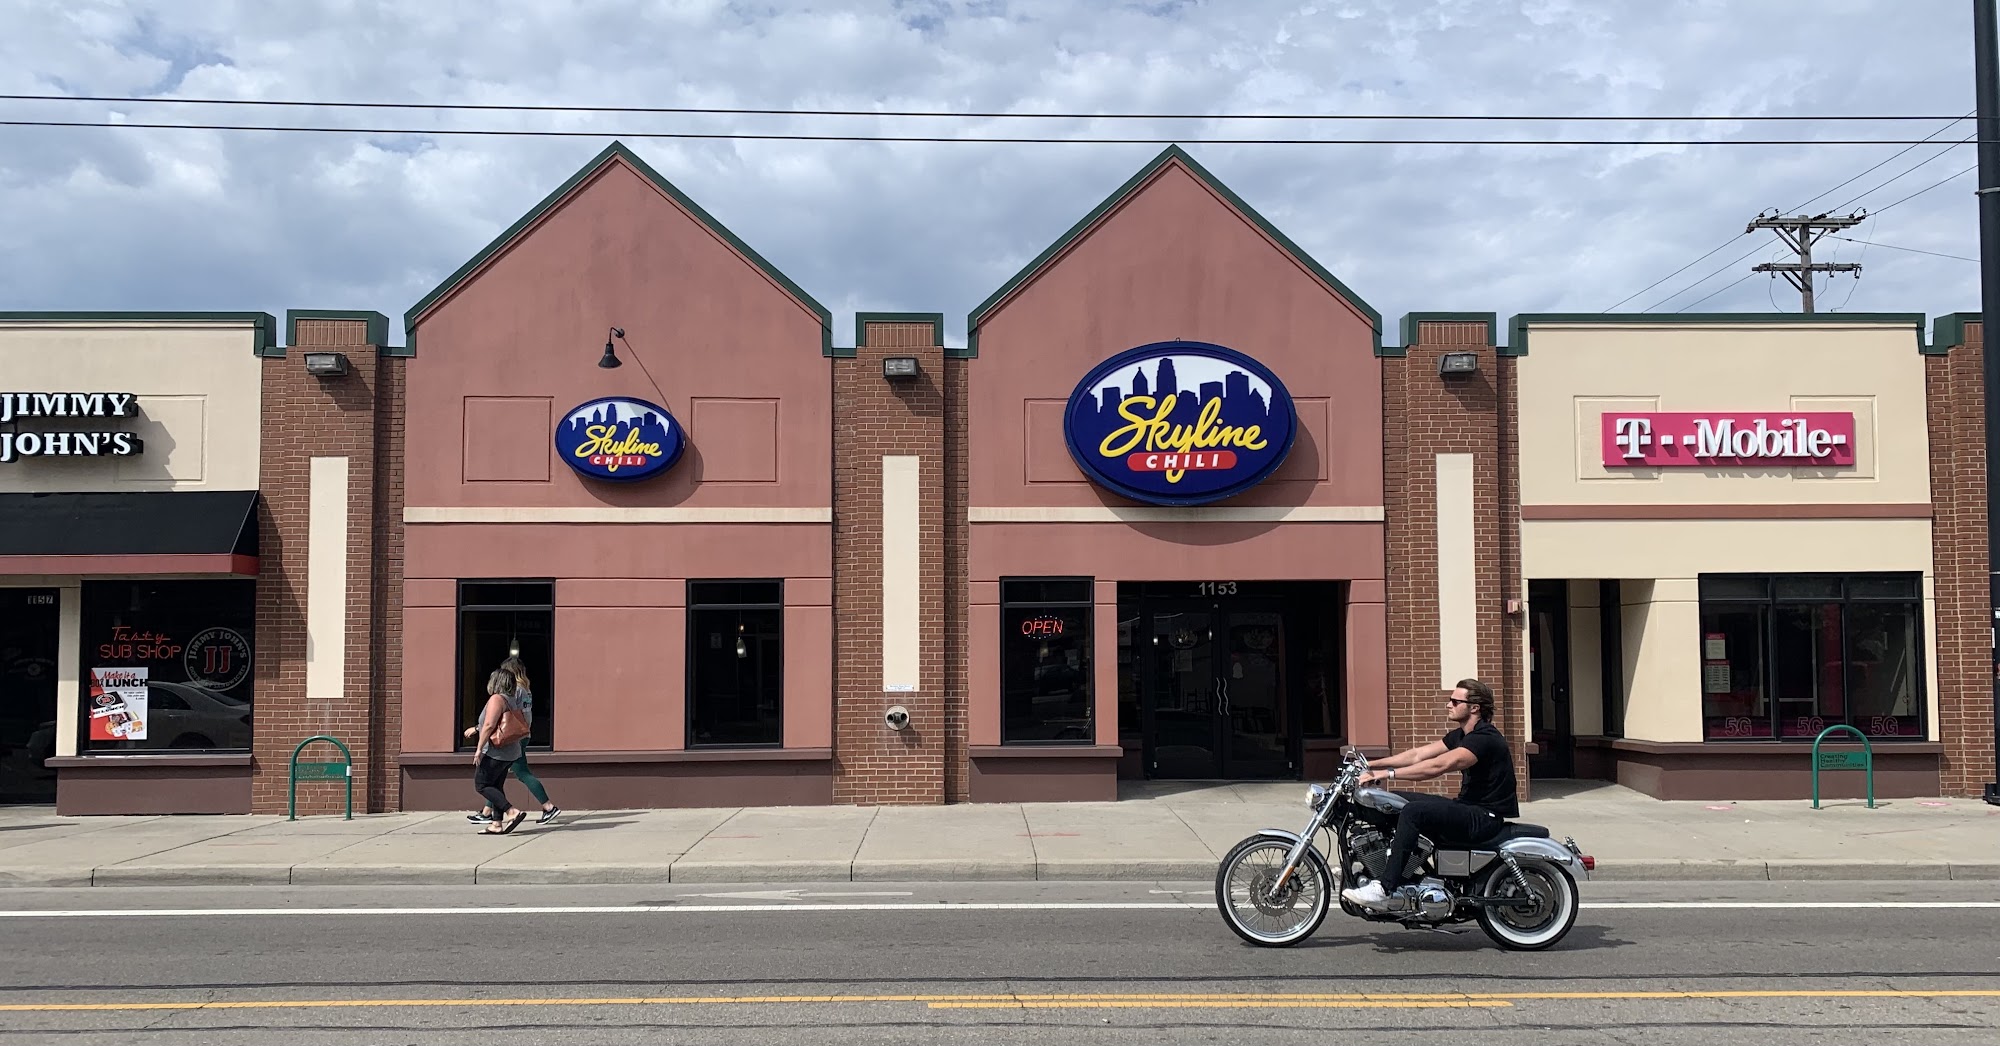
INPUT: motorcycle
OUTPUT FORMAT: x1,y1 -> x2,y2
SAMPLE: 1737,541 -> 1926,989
1214,747 -> 1594,951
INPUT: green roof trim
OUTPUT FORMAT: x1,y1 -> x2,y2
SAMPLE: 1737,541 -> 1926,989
1503,311 -> 1931,357
1929,312 -> 1982,356
402,140 -> 832,357
284,309 -> 389,353
0,311 -> 277,356
853,312 -> 944,348
1394,312 -> 1498,356
963,144 -> 1382,359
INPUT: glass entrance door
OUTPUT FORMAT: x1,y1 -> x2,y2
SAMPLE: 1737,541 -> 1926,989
1141,598 -> 1291,779
0,589 -> 60,804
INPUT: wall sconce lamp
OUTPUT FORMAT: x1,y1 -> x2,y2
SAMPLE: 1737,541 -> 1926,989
303,351 -> 350,377
598,327 -> 626,369
882,356 -> 920,381
1437,351 -> 1479,378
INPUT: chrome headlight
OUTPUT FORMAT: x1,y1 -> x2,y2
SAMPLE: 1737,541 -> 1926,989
1307,784 -> 1333,809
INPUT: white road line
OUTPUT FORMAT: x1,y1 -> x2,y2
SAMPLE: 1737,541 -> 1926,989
0,900 -> 1995,919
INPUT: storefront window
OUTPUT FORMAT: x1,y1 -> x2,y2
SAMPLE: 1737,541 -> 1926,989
1001,578 -> 1094,744
1698,573 -> 1924,741
80,579 -> 255,753
687,580 -> 783,747
456,581 -> 554,750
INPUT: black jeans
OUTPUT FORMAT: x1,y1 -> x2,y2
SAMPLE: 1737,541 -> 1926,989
1381,794 -> 1505,890
474,755 -> 515,817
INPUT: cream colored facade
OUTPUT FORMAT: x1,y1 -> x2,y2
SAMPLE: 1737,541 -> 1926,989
1514,318 -> 1937,745
0,315 -> 269,758
0,317 -> 267,493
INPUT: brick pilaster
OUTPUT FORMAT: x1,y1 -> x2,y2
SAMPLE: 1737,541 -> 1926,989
1382,321 -> 1526,797
251,318 -> 386,814
832,319 -> 949,804
1927,319 -> 1994,798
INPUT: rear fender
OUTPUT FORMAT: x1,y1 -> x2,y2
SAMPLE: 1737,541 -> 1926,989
1497,837 -> 1586,877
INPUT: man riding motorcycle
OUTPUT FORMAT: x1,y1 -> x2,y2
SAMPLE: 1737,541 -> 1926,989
1338,677 -> 1518,913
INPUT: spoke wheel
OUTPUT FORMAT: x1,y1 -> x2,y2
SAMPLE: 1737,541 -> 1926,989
1475,861 -> 1579,951
1214,836 -> 1332,947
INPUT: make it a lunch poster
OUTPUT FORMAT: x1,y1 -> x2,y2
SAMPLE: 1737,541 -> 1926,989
88,667 -> 148,741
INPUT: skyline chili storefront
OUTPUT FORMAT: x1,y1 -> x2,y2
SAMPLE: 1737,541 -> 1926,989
3,141 -> 1992,814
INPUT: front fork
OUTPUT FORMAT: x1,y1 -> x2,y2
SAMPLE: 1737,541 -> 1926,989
1266,808 -> 1334,898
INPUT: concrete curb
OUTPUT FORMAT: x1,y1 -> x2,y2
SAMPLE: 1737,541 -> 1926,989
0,857 -> 1984,888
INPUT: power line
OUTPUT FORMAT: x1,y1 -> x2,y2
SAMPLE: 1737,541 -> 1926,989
1869,163 -> 1979,214
1827,135 -> 1976,213
0,93 -> 1969,122
0,118 -> 1976,145
1792,113 -> 1973,213
1610,114 -> 1972,311
1829,235 -> 1978,262
1640,240 -> 1772,311
1676,269 -> 1761,311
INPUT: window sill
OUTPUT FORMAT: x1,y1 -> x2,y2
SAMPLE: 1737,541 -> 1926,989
401,748 -> 831,766
48,753 -> 253,769
971,744 -> 1123,759
1575,736 -> 1943,755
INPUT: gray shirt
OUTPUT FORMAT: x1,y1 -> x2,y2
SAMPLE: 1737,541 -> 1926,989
482,689 -> 528,763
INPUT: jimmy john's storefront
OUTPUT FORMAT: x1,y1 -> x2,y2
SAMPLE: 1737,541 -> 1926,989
0,316 -> 269,815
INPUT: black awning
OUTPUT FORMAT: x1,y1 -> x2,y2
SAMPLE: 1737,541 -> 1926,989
0,490 -> 258,557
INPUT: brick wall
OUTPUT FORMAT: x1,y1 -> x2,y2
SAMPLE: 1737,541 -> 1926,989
370,356 -> 407,811
1926,319 -> 1995,798
1381,322 -> 1527,797
831,321 -> 949,804
251,319 -> 384,814
943,355 -> 971,801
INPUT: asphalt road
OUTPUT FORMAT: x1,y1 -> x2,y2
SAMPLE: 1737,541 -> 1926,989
0,880 -> 1995,1044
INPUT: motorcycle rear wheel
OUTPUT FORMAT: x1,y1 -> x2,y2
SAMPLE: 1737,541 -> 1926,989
1474,860 -> 1579,951
1214,835 -> 1333,947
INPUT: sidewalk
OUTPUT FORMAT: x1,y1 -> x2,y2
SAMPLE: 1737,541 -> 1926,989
1,781 -> 1995,888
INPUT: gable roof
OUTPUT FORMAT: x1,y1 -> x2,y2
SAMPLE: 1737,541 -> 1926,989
402,140 -> 832,354
962,145 -> 1382,358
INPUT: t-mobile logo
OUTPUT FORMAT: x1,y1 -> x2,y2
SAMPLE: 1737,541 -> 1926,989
1612,416 -> 1653,459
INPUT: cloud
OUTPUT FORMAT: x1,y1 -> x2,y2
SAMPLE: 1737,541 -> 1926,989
0,0 -> 1981,345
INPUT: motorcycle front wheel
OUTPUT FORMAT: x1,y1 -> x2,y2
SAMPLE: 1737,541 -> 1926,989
1214,835 -> 1333,947
1474,860 -> 1579,951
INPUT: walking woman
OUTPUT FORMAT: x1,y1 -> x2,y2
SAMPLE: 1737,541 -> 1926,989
471,667 -> 528,835
464,655 -> 561,825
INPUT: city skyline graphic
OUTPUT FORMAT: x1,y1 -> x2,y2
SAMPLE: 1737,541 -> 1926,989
560,398 -> 677,460
1081,354 -> 1275,436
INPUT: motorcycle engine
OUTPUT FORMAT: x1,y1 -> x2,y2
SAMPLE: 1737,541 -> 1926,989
1346,826 -> 1430,886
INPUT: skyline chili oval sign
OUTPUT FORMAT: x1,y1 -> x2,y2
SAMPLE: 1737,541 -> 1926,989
554,395 -> 687,482
1063,340 -> 1297,507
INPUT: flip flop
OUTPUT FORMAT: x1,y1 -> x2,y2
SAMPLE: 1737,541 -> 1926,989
497,810 -> 527,834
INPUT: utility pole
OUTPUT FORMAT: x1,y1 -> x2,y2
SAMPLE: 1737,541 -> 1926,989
1746,212 -> 1865,312
1974,0 -> 2000,805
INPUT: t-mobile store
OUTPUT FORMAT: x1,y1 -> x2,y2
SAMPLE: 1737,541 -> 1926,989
1512,315 -> 1973,799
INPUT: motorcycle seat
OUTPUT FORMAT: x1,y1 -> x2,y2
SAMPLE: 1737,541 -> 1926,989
1491,822 -> 1551,843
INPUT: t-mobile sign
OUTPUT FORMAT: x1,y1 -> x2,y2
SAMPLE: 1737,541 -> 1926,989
1601,412 -> 1856,467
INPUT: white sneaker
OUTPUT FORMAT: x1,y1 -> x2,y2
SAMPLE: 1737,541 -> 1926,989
1341,880 -> 1391,911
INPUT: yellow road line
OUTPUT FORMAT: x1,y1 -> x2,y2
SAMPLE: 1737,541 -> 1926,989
931,1001 -> 1513,1010
5,988 -> 2000,1014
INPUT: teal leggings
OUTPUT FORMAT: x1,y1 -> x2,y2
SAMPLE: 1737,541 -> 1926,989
506,754 -> 550,805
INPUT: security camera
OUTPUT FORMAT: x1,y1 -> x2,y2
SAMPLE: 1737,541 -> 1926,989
884,705 -> 910,731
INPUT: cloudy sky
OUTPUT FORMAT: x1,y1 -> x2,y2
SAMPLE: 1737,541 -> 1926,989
0,1 -> 1986,348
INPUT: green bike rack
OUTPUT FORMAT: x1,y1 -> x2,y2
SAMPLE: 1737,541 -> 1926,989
1810,724 -> 1874,810
288,735 -> 354,821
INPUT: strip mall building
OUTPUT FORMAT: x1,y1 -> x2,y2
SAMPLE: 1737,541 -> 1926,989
1,142 -> 1989,815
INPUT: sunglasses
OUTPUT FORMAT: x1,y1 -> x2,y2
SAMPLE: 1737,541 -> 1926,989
1446,698 -> 1472,706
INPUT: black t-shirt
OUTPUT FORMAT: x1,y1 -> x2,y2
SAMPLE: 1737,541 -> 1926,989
1444,720 -> 1519,818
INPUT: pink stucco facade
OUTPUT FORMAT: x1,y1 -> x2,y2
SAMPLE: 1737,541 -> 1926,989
399,152 -> 834,769
965,157 -> 1390,774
